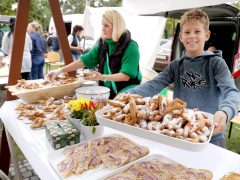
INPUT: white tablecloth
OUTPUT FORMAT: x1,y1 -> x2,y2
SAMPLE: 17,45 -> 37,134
0,100 -> 240,180
0,57 -> 10,85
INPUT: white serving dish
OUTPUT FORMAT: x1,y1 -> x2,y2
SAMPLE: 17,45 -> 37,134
75,86 -> 110,100
47,134 -> 148,180
96,110 -> 214,152
101,154 -> 178,180
48,147 -> 108,180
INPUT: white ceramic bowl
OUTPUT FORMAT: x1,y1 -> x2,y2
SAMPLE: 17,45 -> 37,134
75,86 -> 110,100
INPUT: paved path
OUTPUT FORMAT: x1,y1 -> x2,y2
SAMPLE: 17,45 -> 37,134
0,119 -> 40,180
8,160 -> 40,180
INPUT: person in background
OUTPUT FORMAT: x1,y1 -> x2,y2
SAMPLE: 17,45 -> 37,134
27,21 -> 46,80
127,9 -> 240,148
2,18 -> 32,80
0,29 -> 4,50
208,42 -> 217,52
68,25 -> 84,61
208,45 -> 216,52
46,31 -> 53,52
50,27 -> 60,52
47,10 -> 142,99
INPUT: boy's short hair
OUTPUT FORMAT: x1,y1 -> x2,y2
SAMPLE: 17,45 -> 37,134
180,9 -> 209,31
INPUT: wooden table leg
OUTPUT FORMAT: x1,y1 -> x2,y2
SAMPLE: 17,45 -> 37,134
0,126 -> 10,174
228,122 -> 233,139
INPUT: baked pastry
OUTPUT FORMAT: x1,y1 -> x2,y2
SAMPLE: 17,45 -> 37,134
31,118 -> 45,128
58,136 -> 149,177
221,172 -> 240,180
57,158 -> 77,178
106,159 -> 213,180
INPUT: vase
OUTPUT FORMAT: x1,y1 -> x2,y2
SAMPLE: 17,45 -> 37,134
80,122 -> 104,140
67,115 -> 81,132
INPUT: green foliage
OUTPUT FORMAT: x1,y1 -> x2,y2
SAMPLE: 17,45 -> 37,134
61,0 -> 86,14
0,0 -> 122,31
0,0 -> 51,32
89,0 -> 122,7
231,1 -> 240,9
0,0 -> 16,16
225,122 -> 240,154
61,0 -> 122,15
164,18 -> 180,38
29,0 -> 51,31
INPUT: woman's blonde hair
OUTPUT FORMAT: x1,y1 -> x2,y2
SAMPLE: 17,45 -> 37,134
102,10 -> 126,42
29,21 -> 43,35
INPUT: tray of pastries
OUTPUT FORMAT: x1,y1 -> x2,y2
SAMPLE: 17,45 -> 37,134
14,96 -> 73,129
47,134 -> 149,179
6,77 -> 84,103
103,154 -> 213,180
96,93 -> 214,151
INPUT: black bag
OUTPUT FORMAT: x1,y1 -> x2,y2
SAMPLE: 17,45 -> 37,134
0,30 -> 4,48
47,36 -> 53,47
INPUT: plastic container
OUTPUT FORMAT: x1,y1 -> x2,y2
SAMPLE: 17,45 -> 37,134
75,86 -> 110,100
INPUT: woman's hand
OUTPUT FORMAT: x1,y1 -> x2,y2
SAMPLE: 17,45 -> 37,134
46,68 -> 62,81
213,111 -> 227,136
84,71 -> 103,81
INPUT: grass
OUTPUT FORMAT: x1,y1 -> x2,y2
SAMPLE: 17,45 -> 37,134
226,122 -> 240,154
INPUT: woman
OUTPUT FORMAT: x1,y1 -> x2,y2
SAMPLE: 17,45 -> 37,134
27,21 -> 46,79
47,10 -> 141,98
68,25 -> 84,60
2,18 -> 32,80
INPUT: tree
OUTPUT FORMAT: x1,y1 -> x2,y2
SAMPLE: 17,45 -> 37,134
231,1 -> 240,9
89,0 -> 122,7
61,0 -> 122,15
0,0 -> 16,16
61,0 -> 86,14
29,0 -> 51,32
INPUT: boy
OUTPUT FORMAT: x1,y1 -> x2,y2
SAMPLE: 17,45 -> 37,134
128,9 -> 240,148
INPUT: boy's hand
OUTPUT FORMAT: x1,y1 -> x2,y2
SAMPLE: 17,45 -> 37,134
213,111 -> 227,136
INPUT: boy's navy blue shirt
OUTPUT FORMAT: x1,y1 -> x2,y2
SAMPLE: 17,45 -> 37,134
128,50 -> 240,141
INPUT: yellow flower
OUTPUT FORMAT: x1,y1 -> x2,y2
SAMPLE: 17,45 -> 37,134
68,97 -> 104,121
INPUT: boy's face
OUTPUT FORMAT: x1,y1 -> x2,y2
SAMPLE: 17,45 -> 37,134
180,21 -> 210,58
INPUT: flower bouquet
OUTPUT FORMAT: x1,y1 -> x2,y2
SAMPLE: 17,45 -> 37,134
68,97 -> 104,135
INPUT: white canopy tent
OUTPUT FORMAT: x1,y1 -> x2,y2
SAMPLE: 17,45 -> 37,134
82,6 -> 94,49
50,1 -> 238,77
122,0 -> 237,15
76,7 -> 166,70
121,0 -> 238,74
82,6 -> 94,41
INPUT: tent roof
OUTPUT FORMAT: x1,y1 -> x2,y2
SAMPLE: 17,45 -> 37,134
122,0 -> 238,15
0,15 -> 15,23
